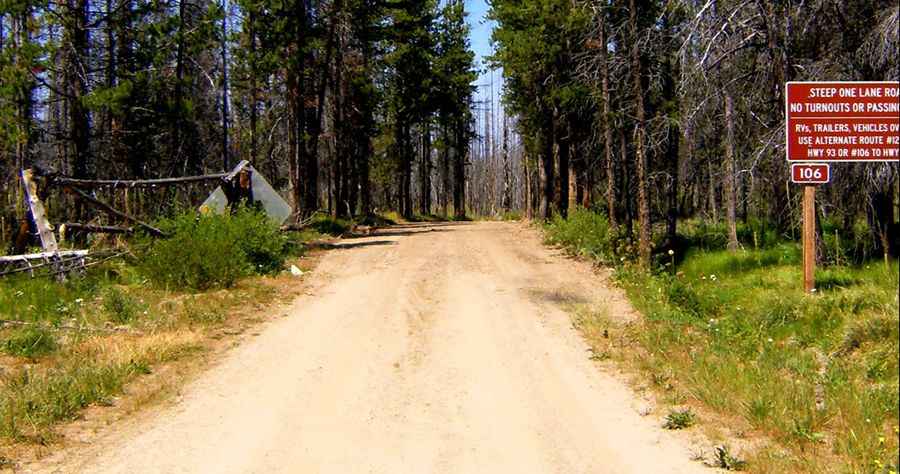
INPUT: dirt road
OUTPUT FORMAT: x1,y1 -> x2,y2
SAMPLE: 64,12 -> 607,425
46,222 -> 706,473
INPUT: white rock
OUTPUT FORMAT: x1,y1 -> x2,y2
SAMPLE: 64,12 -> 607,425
290,265 -> 304,277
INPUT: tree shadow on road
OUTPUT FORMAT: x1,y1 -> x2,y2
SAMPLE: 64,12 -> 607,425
309,240 -> 397,250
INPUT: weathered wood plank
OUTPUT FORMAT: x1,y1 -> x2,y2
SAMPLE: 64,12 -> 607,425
21,169 -> 59,253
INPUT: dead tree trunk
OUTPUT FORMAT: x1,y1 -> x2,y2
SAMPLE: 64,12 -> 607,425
724,94 -> 739,252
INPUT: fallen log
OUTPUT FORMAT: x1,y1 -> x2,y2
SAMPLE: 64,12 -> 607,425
0,250 -> 90,264
48,173 -> 230,189
43,161 -> 251,190
66,187 -> 166,237
61,223 -> 134,235
0,250 -> 90,278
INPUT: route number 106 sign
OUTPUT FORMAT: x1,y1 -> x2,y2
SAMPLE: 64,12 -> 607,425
791,163 -> 830,184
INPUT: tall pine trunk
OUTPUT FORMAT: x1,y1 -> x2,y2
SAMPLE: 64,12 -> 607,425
452,119 -> 466,219
628,0 -> 651,268
556,116 -> 570,219
419,123 -> 432,215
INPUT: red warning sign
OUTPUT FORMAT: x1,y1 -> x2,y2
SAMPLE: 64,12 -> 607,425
786,81 -> 899,162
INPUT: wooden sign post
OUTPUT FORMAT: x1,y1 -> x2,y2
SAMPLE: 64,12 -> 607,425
802,186 -> 816,293
786,81 -> 900,294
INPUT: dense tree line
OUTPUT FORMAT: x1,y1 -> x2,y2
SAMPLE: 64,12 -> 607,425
0,0 -> 477,248
489,0 -> 899,268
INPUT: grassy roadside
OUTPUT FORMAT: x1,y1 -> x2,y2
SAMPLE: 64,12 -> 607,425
544,208 -> 899,473
0,210 -> 349,467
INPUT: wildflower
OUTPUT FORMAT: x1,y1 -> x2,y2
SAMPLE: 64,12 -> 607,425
75,298 -> 84,304
710,274 -> 717,281
767,338 -> 774,343
668,250 -> 675,256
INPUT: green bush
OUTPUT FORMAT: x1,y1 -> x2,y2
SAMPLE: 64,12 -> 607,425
138,208 -> 288,290
544,208 -> 615,263
2,327 -> 58,358
102,287 -> 144,324
229,209 -> 290,274
663,408 -> 697,430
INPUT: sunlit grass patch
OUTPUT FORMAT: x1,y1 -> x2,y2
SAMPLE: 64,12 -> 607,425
546,212 -> 899,473
614,255 -> 899,472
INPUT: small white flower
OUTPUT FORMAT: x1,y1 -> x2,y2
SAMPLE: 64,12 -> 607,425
767,338 -> 774,343
668,250 -> 675,256
75,298 -> 84,304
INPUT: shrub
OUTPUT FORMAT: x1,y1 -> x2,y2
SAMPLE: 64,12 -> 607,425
544,208 -> 615,262
308,214 -> 352,237
663,409 -> 697,430
138,208 -> 288,290
229,208 -> 290,274
102,287 -> 144,324
714,445 -> 748,471
2,327 -> 58,358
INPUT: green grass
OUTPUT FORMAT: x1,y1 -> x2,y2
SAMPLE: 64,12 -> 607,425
544,209 -> 900,473
0,208 -> 318,449
0,274 -> 106,324
0,359 -> 149,442
2,327 -> 59,359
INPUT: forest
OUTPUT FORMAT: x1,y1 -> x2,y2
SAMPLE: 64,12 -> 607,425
1,0 -> 899,263
0,0 -> 477,251
488,0 -> 898,268
0,1 -> 899,471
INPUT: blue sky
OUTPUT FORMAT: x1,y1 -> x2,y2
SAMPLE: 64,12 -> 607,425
465,0 -> 504,123
465,0 -> 494,69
